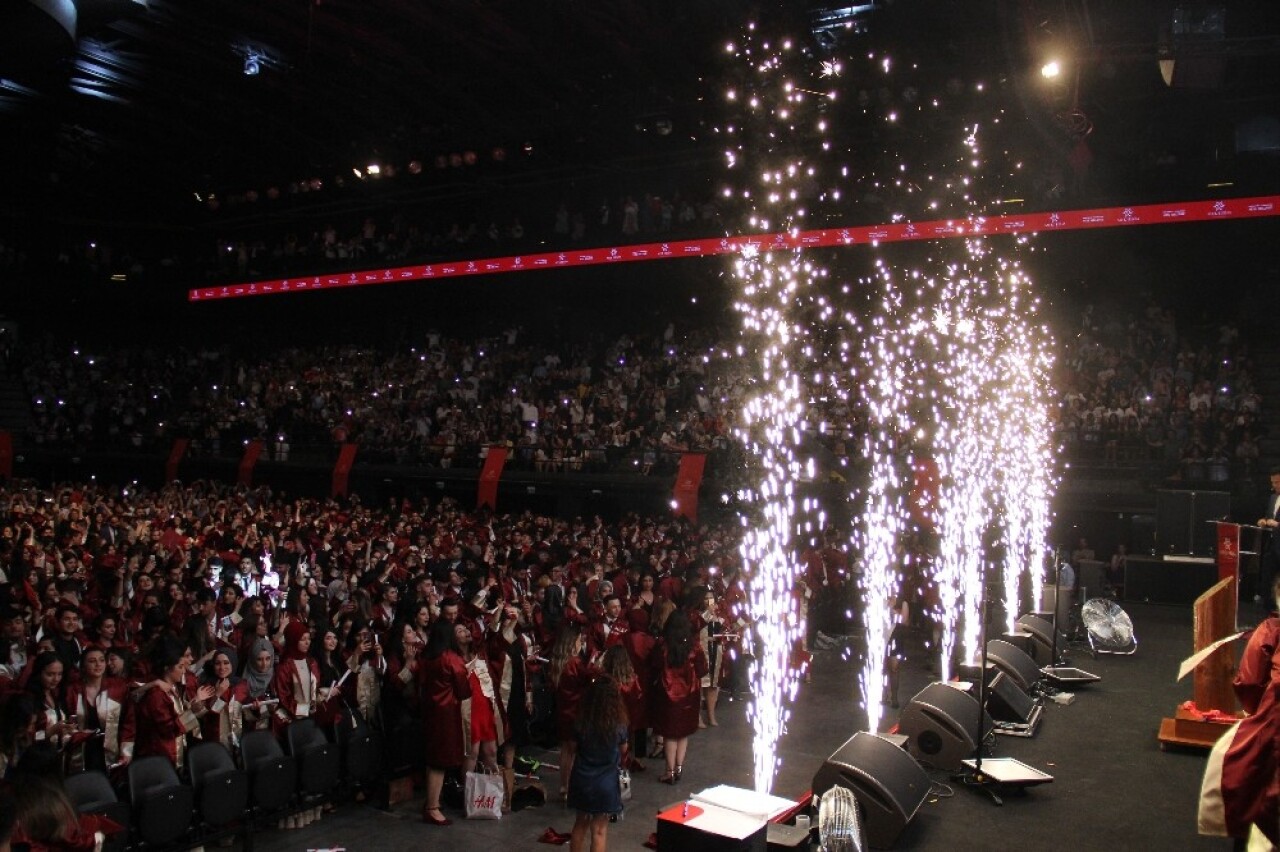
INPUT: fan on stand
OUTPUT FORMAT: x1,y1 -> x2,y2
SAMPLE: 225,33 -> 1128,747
1081,597 -> 1138,655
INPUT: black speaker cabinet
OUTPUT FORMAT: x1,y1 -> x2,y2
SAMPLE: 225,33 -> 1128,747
812,732 -> 930,849
986,670 -> 1036,724
1156,489 -> 1230,556
1015,614 -> 1064,664
897,682 -> 989,771
986,639 -> 1042,693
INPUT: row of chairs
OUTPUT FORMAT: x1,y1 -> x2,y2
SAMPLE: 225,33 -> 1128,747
64,718 -> 382,851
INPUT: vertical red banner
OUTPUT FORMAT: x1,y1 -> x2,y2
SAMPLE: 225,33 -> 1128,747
0,431 -> 11,480
476,446 -> 508,511
165,438 -> 189,483
1216,521 -> 1240,584
672,453 -> 707,523
238,439 -> 264,486
332,443 -> 358,498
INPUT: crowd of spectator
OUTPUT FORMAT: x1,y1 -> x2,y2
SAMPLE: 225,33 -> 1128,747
22,295 -> 1259,484
1054,302 -> 1265,476
20,322 -> 747,478
0,477 -> 764,840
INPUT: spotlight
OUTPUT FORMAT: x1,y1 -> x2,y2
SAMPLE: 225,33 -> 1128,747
1040,60 -> 1061,79
244,52 -> 261,76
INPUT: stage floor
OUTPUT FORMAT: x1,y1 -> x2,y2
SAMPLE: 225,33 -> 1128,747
243,600 -> 1255,852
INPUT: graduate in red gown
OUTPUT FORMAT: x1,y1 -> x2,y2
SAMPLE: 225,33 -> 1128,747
417,618 -> 469,827
547,623 -> 594,800
651,613 -> 707,784
270,621 -> 320,735
133,638 -> 214,771
1222,615 -> 1280,845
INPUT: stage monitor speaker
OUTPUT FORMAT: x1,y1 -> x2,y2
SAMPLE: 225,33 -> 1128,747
897,682 -> 989,771
1016,613 -> 1064,664
986,639 -> 1042,693
986,670 -> 1036,724
812,732 -> 930,849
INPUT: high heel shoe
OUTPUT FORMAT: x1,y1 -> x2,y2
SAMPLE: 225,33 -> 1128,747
659,771 -> 676,785
675,765 -> 683,783
422,807 -> 452,826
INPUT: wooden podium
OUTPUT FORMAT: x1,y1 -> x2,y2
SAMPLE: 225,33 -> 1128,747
1158,576 -> 1242,750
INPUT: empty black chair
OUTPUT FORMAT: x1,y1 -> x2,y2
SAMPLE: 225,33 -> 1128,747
188,742 -> 250,833
64,771 -> 131,852
126,756 -> 195,848
239,729 -> 297,815
286,719 -> 340,798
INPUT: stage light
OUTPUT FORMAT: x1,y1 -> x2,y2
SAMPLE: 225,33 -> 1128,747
366,164 -> 381,176
244,53 -> 260,76
1040,60 -> 1061,79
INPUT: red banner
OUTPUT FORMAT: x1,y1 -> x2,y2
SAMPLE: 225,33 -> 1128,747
909,456 -> 939,530
0,431 -> 11,480
672,453 -> 707,523
1216,521 -> 1241,584
238,439 -> 264,486
332,443 -> 358,498
165,438 -> 189,483
190,194 -> 1280,302
476,446 -> 508,511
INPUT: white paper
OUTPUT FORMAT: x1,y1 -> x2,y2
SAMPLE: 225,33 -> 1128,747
692,784 -> 794,822
1177,631 -> 1248,681
678,801 -> 766,840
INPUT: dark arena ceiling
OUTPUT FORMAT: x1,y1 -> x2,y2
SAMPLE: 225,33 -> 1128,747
0,0 -> 1278,234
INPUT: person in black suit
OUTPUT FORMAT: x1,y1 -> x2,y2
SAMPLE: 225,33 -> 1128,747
1254,467 -> 1280,603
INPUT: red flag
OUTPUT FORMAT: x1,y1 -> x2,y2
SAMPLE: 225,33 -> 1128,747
332,443 -> 358,498
165,438 -> 189,483
909,457 -> 940,529
672,453 -> 707,523
1216,521 -> 1240,584
477,446 -> 508,511
238,439 -> 264,486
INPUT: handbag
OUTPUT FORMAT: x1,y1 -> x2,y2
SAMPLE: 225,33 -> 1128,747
618,767 -> 632,802
465,769 -> 504,820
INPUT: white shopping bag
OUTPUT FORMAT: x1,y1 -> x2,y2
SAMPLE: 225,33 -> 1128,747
465,770 -> 504,820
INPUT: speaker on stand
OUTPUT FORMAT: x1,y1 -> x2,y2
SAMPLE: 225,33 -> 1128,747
812,732 -> 930,849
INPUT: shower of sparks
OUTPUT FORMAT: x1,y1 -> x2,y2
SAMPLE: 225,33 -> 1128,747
725,25 -> 824,793
849,262 -> 914,733
721,19 -> 1057,778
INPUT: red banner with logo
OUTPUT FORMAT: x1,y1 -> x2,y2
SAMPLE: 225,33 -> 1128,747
238,439 -> 264,486
672,453 -> 707,523
476,446 -> 508,511
190,194 -> 1280,302
1216,521 -> 1241,584
0,431 -> 11,480
332,443 -> 358,498
165,438 -> 189,483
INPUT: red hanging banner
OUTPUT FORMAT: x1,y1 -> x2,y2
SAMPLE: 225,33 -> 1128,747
476,446 -> 508,511
1215,521 -> 1241,585
672,453 -> 707,523
0,431 -> 11,480
238,439 -> 264,486
332,443 -> 358,498
165,438 -> 189,483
